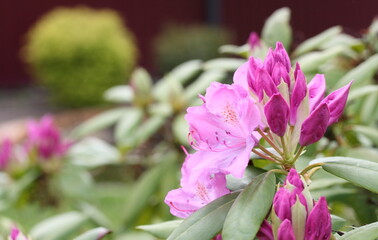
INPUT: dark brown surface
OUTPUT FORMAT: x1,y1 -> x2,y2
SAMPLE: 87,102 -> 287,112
1,0 -> 378,87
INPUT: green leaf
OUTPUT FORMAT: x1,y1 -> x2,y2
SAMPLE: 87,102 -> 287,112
130,68 -> 153,94
295,46 -> 345,74
352,125 -> 378,146
203,58 -> 245,72
172,114 -> 189,146
261,7 -> 292,50
184,69 -> 226,101
165,60 -> 203,85
338,221 -> 378,240
30,212 -> 89,240
71,108 -> 126,139
222,172 -> 276,240
78,202 -> 113,229
293,26 -> 342,56
73,227 -> 111,240
219,44 -> 250,58
334,54 -> 378,90
137,220 -> 183,239
132,115 -> 166,147
103,85 -> 134,103
123,153 -> 177,227
68,138 -> 120,168
168,192 -> 240,240
348,85 -> 378,101
310,157 -> 378,193
331,215 -> 347,231
114,108 -> 144,143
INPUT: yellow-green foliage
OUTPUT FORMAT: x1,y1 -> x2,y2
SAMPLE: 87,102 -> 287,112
24,6 -> 138,107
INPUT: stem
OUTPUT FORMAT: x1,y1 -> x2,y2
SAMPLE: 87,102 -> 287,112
269,169 -> 289,175
257,128 -> 284,156
292,145 -> 305,162
280,136 -> 289,160
252,149 -> 280,163
299,162 -> 324,176
258,144 -> 283,162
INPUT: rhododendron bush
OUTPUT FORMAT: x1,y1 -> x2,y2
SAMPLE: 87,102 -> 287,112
0,7 -> 377,240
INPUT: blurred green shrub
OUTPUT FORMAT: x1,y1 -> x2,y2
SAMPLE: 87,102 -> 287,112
24,6 -> 138,108
153,24 -> 233,74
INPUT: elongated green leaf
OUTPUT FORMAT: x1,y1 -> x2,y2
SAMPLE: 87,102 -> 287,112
296,46 -> 345,73
310,157 -> 378,193
172,114 -> 189,146
348,85 -> 378,101
30,212 -> 89,240
114,108 -> 144,143
261,7 -> 292,49
338,222 -> 378,240
168,192 -> 240,240
331,215 -> 347,231
68,138 -> 120,168
137,220 -> 183,239
352,125 -> 378,145
203,58 -> 245,72
165,60 -> 203,84
104,85 -> 134,103
293,26 -> 342,56
222,172 -> 276,240
123,153 -> 177,227
71,108 -> 126,139
334,54 -> 378,90
184,69 -> 226,101
73,227 -> 111,240
219,44 -> 250,58
78,202 -> 113,229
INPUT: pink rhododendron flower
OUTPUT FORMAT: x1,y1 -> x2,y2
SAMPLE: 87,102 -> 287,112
25,115 -> 70,160
0,139 -> 12,170
185,82 -> 261,178
165,153 -> 230,218
257,169 -> 331,240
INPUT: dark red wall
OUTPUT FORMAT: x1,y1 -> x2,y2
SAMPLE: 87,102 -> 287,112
1,0 -> 378,87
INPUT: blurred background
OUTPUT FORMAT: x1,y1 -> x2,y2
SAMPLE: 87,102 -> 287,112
0,1 -> 377,239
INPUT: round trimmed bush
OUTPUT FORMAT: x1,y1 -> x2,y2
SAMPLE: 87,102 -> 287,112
153,24 -> 233,74
24,6 -> 138,107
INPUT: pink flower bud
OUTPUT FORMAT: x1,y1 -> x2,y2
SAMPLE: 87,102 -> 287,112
264,93 -> 289,136
321,81 -> 352,126
257,220 -> 274,240
271,62 -> 291,87
248,32 -> 261,50
305,197 -> 332,240
300,103 -> 330,146
274,42 -> 291,73
290,63 -> 307,125
255,68 -> 278,100
277,219 -> 296,240
307,74 -> 326,112
273,188 -> 293,220
286,168 -> 304,191
0,139 -> 12,170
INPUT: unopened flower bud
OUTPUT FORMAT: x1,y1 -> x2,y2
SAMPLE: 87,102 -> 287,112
299,103 -> 330,146
290,63 -> 307,125
277,219 -> 295,240
305,197 -> 332,240
264,93 -> 289,136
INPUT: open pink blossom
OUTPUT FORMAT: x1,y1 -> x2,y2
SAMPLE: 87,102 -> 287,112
25,115 -> 71,160
165,154 -> 230,218
185,82 -> 261,178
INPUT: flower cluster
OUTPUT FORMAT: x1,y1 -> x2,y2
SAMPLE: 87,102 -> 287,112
25,115 -> 70,160
257,169 -> 331,240
165,42 -> 351,219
